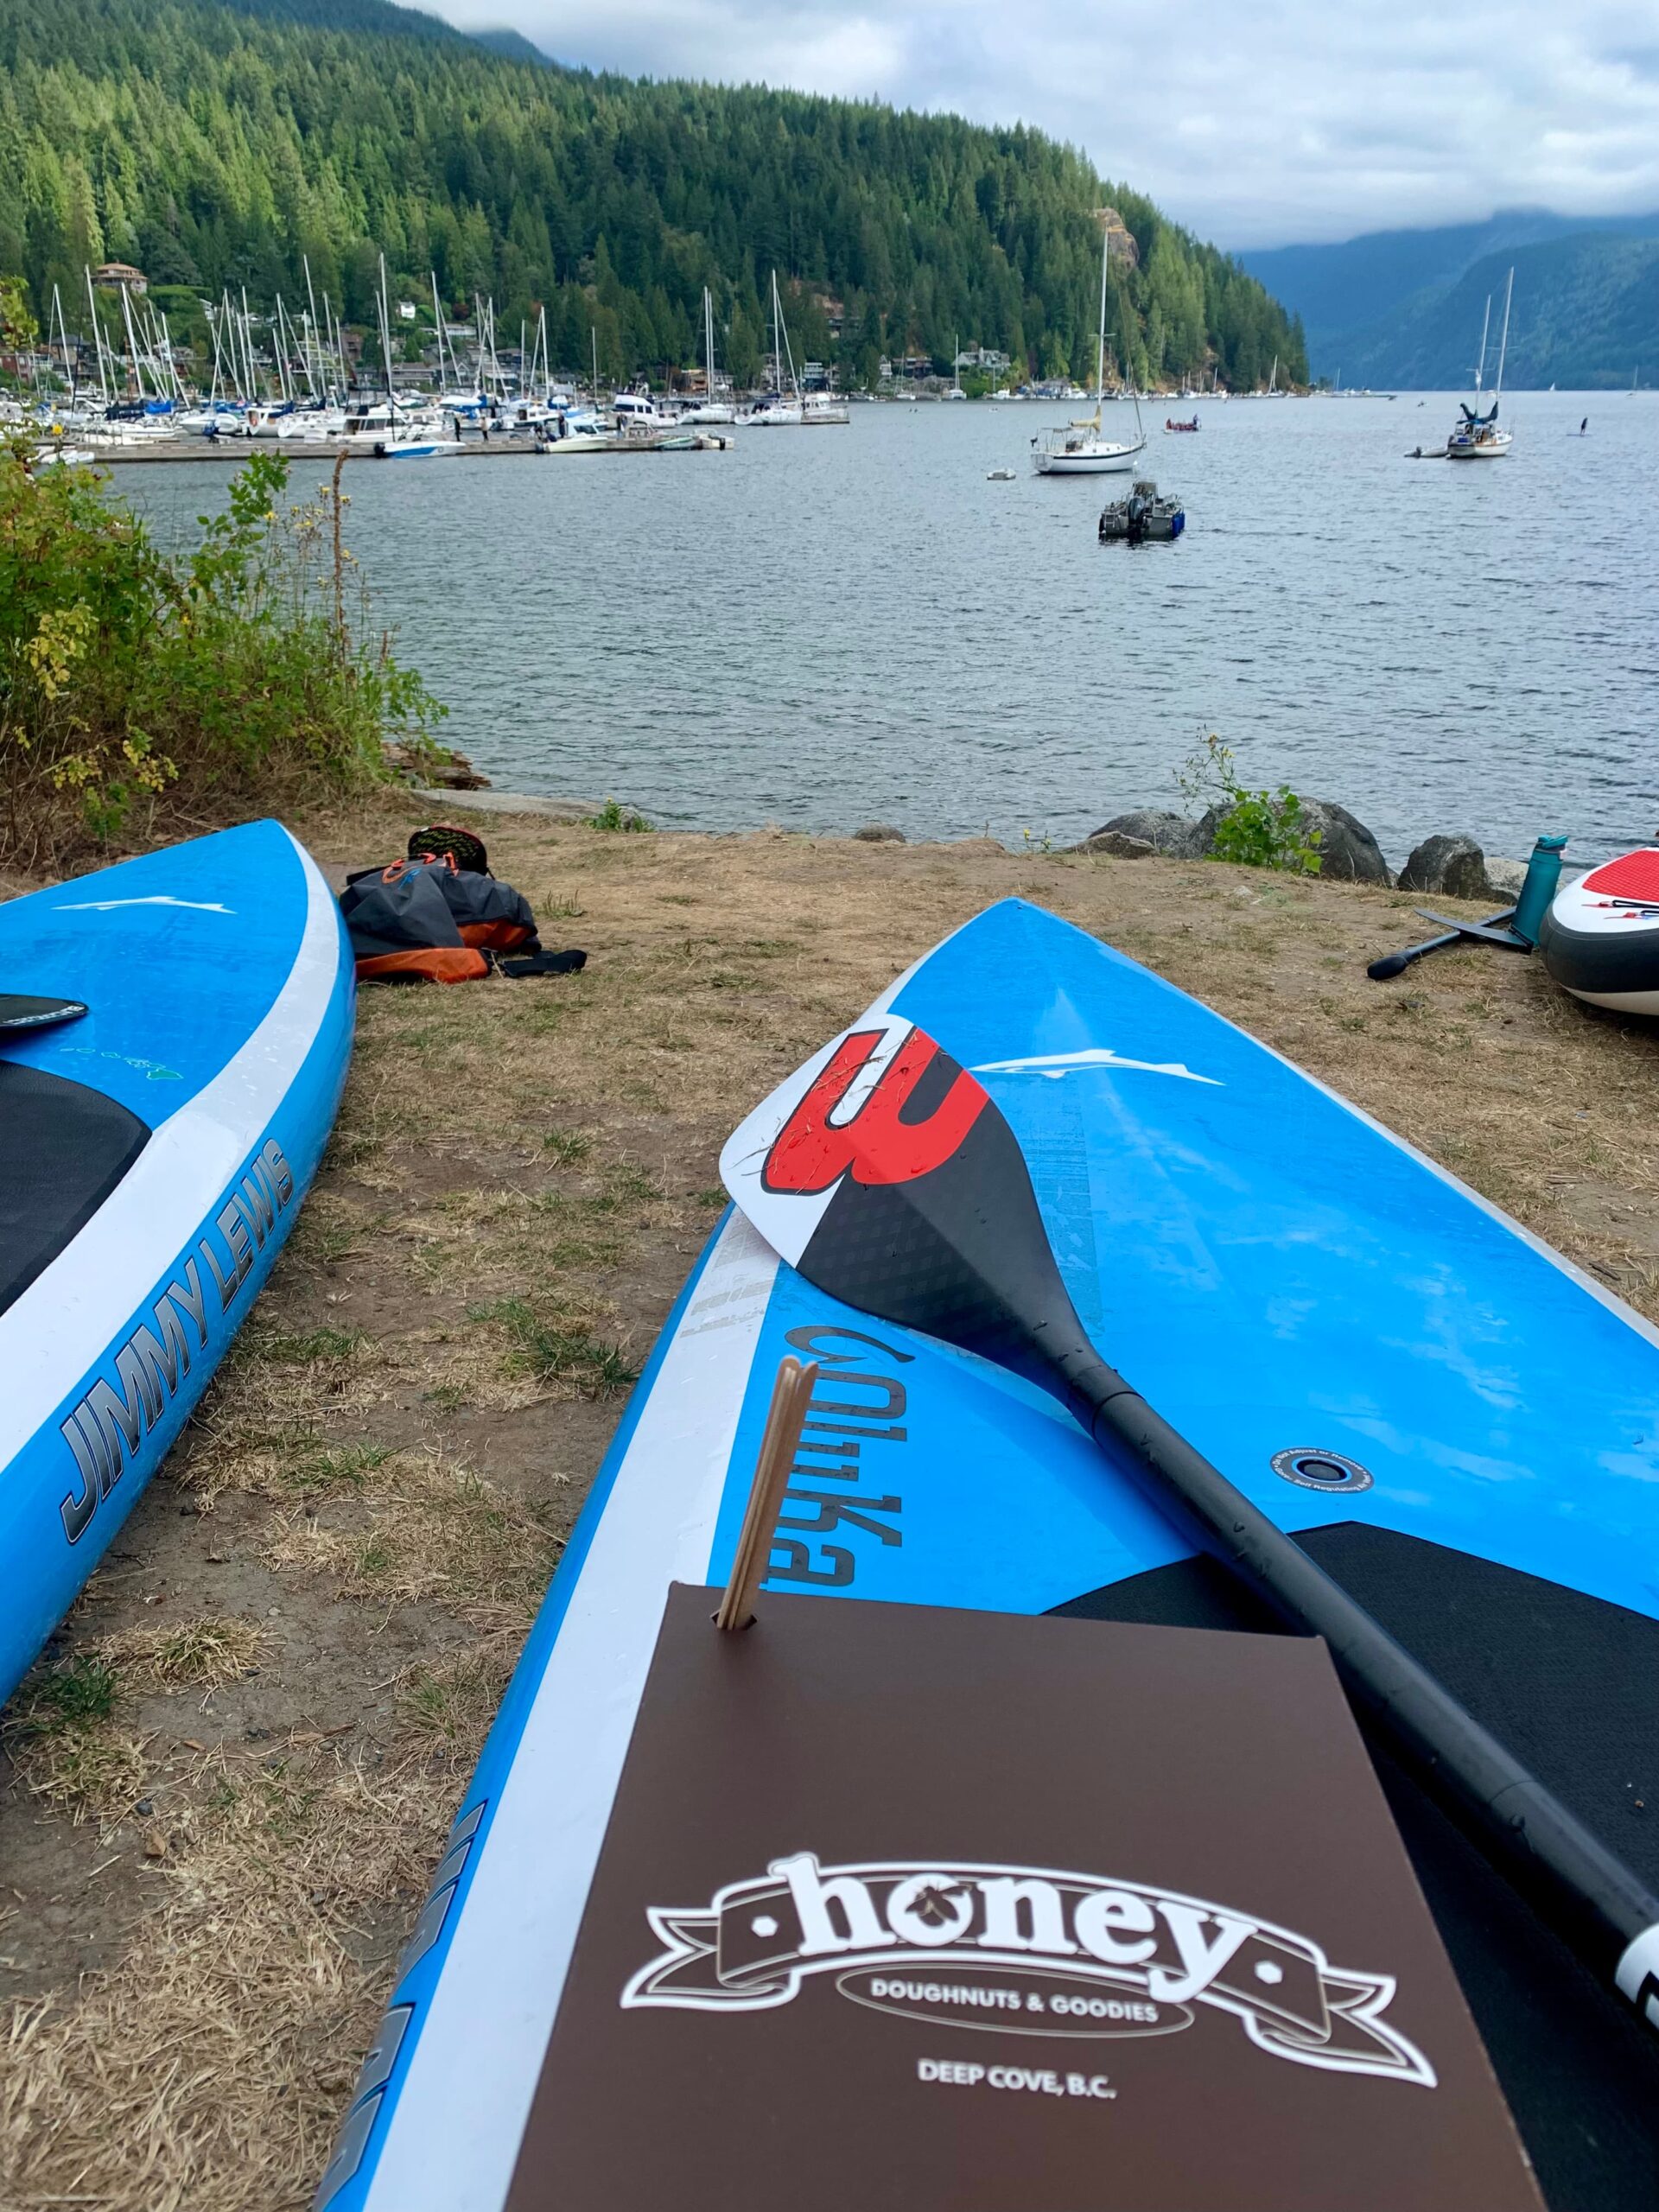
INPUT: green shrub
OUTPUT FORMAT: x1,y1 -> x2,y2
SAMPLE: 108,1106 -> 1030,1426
583,797 -> 652,833
1177,733 -> 1322,874
0,445 -> 445,868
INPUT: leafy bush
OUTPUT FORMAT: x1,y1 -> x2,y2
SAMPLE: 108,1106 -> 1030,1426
0,446 -> 445,868
1177,733 -> 1322,874
583,797 -> 652,834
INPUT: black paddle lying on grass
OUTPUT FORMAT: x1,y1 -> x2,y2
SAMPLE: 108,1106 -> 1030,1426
721,1012 -> 1659,2037
0,994 -> 87,1035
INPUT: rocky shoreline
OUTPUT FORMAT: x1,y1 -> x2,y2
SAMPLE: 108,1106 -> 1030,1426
393,746 -> 1547,899
1074,806 -> 1540,899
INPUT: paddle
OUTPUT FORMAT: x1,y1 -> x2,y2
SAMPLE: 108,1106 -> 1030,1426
721,1011 -> 1659,2037
0,994 -> 88,1034
1367,906 -> 1520,980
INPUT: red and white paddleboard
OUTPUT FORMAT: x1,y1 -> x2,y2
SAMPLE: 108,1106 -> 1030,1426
1541,851 -> 1659,1015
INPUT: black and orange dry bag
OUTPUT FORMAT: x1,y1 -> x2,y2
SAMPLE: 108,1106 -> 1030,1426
339,854 -> 541,984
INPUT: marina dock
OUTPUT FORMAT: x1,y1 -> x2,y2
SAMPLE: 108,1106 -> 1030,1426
93,435 -> 728,463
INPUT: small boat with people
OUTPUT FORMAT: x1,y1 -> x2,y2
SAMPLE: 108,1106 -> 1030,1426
1165,415 -> 1200,433
1098,480 -> 1185,543
1541,849 -> 1659,1015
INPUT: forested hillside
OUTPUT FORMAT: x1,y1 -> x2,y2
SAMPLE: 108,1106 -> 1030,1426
0,0 -> 1306,388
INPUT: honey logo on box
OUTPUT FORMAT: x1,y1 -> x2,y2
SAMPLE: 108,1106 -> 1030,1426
622,1852 -> 1436,2085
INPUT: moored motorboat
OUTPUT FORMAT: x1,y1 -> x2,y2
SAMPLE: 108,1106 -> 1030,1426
1540,851 -> 1659,1014
1098,479 -> 1185,542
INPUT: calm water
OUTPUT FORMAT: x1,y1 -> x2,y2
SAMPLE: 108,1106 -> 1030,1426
130,392 -> 1659,865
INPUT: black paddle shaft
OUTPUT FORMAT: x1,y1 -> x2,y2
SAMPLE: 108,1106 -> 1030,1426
784,1036 -> 1659,2028
1052,1338 -> 1659,1995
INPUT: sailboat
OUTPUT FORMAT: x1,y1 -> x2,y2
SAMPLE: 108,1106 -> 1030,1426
679,289 -> 736,424
945,332 -> 968,401
1447,269 -> 1514,458
743,273 -> 805,424
1033,220 -> 1146,475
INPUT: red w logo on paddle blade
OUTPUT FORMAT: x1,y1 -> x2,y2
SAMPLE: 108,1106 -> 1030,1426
762,1027 -> 990,1195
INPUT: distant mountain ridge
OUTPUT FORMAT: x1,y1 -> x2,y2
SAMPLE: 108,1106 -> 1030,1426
1243,210 -> 1659,388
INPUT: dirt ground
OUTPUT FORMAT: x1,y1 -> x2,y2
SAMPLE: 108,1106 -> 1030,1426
3,800 -> 1657,2209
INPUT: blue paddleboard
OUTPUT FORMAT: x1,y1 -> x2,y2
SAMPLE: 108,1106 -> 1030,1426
0,821 -> 353,1703
317,899 -> 1659,2212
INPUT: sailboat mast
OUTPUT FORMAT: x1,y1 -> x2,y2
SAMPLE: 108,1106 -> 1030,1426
1096,223 -> 1109,406
378,253 -> 395,402
49,285 -> 71,400
239,287 -> 257,401
84,269 -> 107,405
1493,267 -> 1514,403
1474,295 -> 1491,393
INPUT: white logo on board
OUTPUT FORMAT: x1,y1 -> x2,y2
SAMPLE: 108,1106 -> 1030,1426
971,1048 -> 1220,1085
54,896 -> 236,914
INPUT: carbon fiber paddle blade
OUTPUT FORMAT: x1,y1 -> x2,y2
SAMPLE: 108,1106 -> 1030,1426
0,994 -> 88,1034
721,1014 -> 1084,1389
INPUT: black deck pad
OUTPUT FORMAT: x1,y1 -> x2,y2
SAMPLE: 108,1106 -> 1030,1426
1053,1526 -> 1659,2209
0,1063 -> 151,1317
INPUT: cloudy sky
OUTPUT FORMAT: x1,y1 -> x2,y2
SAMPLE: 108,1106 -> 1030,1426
433,0 -> 1659,248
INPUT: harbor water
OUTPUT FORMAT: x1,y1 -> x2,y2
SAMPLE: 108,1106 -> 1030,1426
129,391 -> 1659,864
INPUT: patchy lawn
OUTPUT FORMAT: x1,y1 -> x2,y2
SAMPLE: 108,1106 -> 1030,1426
3,799 -> 1657,2208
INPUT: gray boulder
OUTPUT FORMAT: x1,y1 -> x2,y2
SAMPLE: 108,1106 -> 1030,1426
1483,857 -> 1529,899
1397,833 -> 1489,899
1083,809 -> 1205,859
1196,797 -> 1390,883
1303,799 -> 1392,884
1076,830 -> 1155,860
853,822 -> 906,843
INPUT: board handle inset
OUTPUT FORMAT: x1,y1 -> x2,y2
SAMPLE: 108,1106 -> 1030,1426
715,1357 -> 820,1631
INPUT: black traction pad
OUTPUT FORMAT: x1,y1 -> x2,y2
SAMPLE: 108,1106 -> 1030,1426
0,1062 -> 149,1316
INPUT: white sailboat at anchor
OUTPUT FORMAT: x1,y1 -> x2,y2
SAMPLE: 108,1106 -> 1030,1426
1447,269 -> 1515,459
1033,217 -> 1146,476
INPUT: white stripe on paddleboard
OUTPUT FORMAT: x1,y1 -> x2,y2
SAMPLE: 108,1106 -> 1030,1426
0,830 -> 340,1466
52,895 -> 238,914
363,1213 -> 779,2212
971,1046 -> 1221,1085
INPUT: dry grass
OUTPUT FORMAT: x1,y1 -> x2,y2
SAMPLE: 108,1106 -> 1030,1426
3,796 -> 1657,2208
100,1617 -> 270,1691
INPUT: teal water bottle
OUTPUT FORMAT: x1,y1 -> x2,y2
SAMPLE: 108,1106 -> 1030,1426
1512,834 -> 1567,946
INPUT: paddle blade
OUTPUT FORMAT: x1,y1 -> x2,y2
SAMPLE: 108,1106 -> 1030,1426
0,994 -> 88,1035
721,1014 -> 1083,1388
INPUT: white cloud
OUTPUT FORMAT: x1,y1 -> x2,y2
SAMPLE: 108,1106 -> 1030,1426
435,0 -> 1659,245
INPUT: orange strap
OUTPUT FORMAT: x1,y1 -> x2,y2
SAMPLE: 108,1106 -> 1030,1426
458,921 -> 536,951
355,948 -> 490,985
